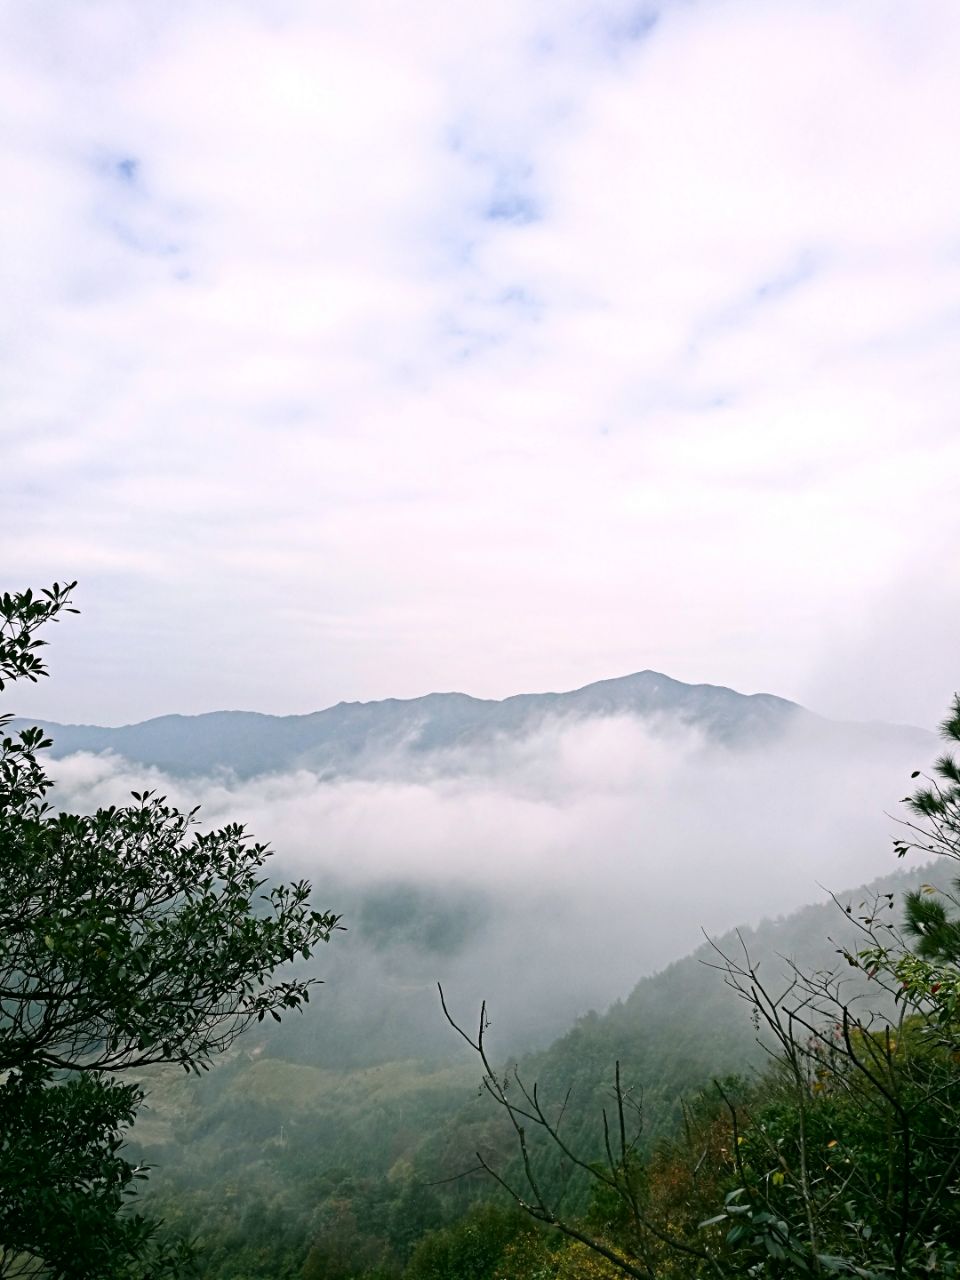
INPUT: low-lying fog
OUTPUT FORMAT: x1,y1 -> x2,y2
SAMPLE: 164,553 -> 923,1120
48,712 -> 933,1060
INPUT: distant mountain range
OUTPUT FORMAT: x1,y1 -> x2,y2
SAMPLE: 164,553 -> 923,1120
19,670 -> 932,779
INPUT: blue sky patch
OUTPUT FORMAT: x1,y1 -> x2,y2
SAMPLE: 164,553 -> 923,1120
114,156 -> 139,183
485,191 -> 539,224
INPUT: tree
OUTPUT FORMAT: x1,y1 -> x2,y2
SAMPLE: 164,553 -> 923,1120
0,584 -> 341,1277
898,693 -> 960,967
401,1202 -> 542,1280
439,989 -> 717,1280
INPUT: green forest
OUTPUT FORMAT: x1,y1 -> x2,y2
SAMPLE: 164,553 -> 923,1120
131,854 -> 960,1280
4,586 -> 960,1279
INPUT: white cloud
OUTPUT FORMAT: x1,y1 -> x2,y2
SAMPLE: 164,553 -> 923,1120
3,0 -> 959,727
45,708 -> 929,1023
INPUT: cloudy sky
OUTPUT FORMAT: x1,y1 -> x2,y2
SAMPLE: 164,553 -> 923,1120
4,0 -> 959,728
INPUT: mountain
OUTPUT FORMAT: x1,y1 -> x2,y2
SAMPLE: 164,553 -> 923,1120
15,670 -> 931,779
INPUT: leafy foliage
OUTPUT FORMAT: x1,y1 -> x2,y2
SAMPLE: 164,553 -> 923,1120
0,584 -> 340,1278
0,1066 -> 195,1279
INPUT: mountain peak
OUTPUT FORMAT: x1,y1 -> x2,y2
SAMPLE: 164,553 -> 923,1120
15,672 -> 926,780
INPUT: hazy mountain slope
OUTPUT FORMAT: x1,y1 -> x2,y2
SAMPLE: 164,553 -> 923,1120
17,670 -> 930,779
133,861 -> 945,1268
415,860 -> 946,1199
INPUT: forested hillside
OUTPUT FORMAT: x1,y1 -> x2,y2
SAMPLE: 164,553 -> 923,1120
131,861 -> 944,1279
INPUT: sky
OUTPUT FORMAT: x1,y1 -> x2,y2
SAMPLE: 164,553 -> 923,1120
4,0 -> 960,728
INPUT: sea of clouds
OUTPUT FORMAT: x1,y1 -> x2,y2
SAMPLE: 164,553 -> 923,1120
45,711 -> 933,1052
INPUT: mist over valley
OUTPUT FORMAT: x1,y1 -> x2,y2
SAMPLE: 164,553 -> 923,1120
39,670 -> 935,1060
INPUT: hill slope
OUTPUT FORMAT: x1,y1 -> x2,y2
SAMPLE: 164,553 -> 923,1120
133,860 -> 945,1279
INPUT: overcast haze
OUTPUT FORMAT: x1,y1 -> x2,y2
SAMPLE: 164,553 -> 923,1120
4,1 -> 959,727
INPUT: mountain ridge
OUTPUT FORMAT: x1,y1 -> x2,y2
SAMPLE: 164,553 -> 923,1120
16,669 -> 931,780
